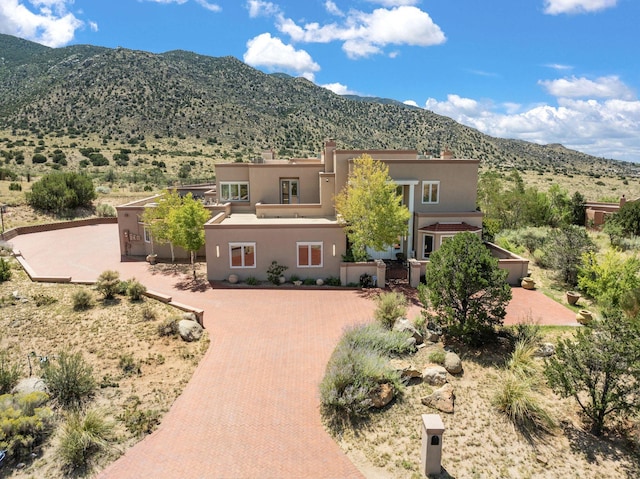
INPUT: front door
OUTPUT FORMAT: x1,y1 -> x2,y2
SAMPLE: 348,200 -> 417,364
281,179 -> 299,204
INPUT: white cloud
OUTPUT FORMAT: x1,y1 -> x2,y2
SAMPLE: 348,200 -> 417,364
539,75 -> 635,100
322,82 -> 357,95
545,63 -> 573,71
145,0 -> 189,4
243,33 -> 320,80
89,20 -> 98,32
424,91 -> 640,162
543,0 -> 617,15
246,0 -> 280,18
365,0 -> 420,6
277,6 -> 445,59
0,0 -> 83,47
324,1 -> 344,17
194,0 -> 221,12
403,100 -> 419,107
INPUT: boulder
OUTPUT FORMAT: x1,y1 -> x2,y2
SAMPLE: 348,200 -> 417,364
393,318 -> 424,344
369,383 -> 394,408
423,329 -> 441,343
443,352 -> 463,374
421,383 -> 455,413
178,320 -> 203,342
422,365 -> 448,386
12,377 -> 47,395
534,343 -> 555,357
389,359 -> 422,380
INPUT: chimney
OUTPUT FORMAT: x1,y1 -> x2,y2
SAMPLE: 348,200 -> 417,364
324,138 -> 336,173
440,147 -> 453,160
620,194 -> 626,207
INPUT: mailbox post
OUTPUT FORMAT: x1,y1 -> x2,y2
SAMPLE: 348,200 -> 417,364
421,414 -> 445,476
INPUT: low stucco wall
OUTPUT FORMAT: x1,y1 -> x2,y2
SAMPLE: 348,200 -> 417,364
339,261 -> 385,287
2,217 -> 118,241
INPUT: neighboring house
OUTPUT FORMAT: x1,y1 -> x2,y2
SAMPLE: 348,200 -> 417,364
585,195 -> 633,228
116,140 -> 525,283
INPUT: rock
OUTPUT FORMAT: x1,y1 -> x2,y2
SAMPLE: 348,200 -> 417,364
228,274 -> 238,284
316,278 -> 324,286
389,359 -> 422,379
406,337 -> 417,349
182,312 -> 197,322
421,383 -> 455,413
12,377 -> 47,395
393,318 -> 424,344
423,329 -> 441,343
443,352 -> 462,374
534,343 -> 555,357
369,383 -> 394,408
422,365 -> 448,386
177,320 -> 203,342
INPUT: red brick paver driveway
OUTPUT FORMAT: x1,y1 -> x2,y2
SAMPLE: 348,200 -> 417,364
9,224 -> 578,478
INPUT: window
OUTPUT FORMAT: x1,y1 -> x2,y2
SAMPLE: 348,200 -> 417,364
281,179 -> 299,204
422,181 -> 439,204
229,242 -> 256,268
297,242 -> 323,267
423,234 -> 434,259
144,226 -> 151,243
220,182 -> 249,202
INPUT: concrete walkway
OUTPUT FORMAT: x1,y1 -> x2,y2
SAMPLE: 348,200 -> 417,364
8,224 -> 578,478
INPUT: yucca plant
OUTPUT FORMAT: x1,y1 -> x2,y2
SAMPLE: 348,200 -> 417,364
58,409 -> 113,470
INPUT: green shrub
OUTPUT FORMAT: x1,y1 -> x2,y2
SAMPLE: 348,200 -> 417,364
118,353 -> 141,376
32,292 -> 57,307
42,351 -> 95,407
141,304 -> 157,321
342,323 -> 414,356
266,261 -> 288,285
126,278 -> 147,301
26,171 -> 96,214
245,276 -> 258,286
509,319 -> 542,348
0,350 -> 21,394
303,278 -> 316,285
118,398 -> 161,436
0,258 -> 11,282
58,409 -> 113,471
507,340 -> 539,380
8,182 -> 21,191
0,392 -> 53,462
95,270 -> 120,299
325,276 -> 341,286
95,203 -> 116,217
72,290 -> 93,311
427,349 -> 446,365
374,292 -> 407,329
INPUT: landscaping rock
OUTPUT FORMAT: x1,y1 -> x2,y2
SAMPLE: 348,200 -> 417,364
178,320 -> 203,342
393,318 -> 424,344
389,359 -> 422,379
422,365 -> 448,386
406,337 -> 417,349
12,377 -> 47,395
443,352 -> 462,374
182,312 -> 198,322
423,329 -> 441,343
369,383 -> 394,408
534,343 -> 555,357
421,383 -> 455,413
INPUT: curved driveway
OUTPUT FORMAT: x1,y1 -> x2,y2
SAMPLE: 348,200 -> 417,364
9,224 -> 578,479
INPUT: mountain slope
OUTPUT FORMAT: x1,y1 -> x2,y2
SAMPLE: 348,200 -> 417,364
0,33 -> 635,176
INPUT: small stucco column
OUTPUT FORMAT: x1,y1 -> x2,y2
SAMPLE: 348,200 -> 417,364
421,414 -> 445,476
409,259 -> 421,288
375,259 -> 386,288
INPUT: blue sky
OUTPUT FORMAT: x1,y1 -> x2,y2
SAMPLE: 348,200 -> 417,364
1,1 -> 639,163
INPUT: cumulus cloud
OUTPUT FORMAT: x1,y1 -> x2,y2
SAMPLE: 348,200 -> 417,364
403,100 -> 419,107
324,1 -> 344,17
277,6 -> 445,59
0,0 -> 83,47
246,0 -> 280,18
539,75 -> 635,100
543,0 -> 617,15
365,0 -> 421,6
194,0 -> 221,12
424,88 -> 640,161
322,82 -> 358,95
243,32 -> 320,80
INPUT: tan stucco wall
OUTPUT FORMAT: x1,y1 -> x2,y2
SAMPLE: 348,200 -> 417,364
205,223 -> 346,281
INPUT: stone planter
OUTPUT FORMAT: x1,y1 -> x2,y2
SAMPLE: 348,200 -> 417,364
316,278 -> 324,286
146,254 -> 157,265
521,277 -> 535,290
566,291 -> 580,305
576,309 -> 593,325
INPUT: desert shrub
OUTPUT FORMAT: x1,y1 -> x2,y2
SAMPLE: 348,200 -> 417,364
496,227 -> 549,254
26,171 -> 96,214
118,353 -> 141,376
119,397 -> 161,436
140,304 -> 157,322
72,290 -> 93,311
0,350 -> 21,394
508,318 -> 542,348
507,340 -> 539,379
320,341 -> 403,425
95,270 -> 120,299
95,203 -> 116,217
341,323 -> 414,356
0,392 -> 53,462
578,250 -> 640,309
374,291 -> 407,329
245,276 -> 258,286
0,258 -> 11,282
95,185 -> 111,195
492,371 -> 555,437
303,278 -> 316,285
32,292 -> 57,307
266,261 -> 288,285
427,349 -> 446,365
58,409 -> 113,471
0,240 -> 13,255
8,182 -> 21,191
289,274 -> 300,282
42,351 -> 95,407
157,317 -> 179,337
325,276 -> 341,286
126,278 -> 146,301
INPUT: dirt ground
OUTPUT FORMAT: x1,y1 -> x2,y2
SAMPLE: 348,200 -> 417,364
0,259 -> 209,478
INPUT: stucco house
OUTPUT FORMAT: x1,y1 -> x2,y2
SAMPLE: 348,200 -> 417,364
117,140 -> 526,284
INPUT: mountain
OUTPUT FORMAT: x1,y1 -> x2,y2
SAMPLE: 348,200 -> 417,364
0,33 -> 636,176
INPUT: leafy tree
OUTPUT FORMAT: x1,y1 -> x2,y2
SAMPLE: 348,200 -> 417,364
543,225 -> 595,286
545,312 -> 640,436
608,200 -> 640,237
170,193 -> 210,278
578,250 -> 640,308
142,189 -> 182,259
334,154 -> 410,261
26,172 -> 96,214
568,191 -> 586,226
424,232 -> 512,342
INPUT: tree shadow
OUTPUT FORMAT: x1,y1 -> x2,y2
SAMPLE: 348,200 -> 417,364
173,276 -> 210,293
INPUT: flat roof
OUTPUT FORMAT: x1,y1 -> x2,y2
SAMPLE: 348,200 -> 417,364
214,213 -> 339,226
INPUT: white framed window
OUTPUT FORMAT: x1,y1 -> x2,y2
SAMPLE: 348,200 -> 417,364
143,226 -> 151,243
229,242 -> 256,268
297,242 -> 323,267
440,235 -> 455,245
220,182 -> 249,202
423,234 -> 434,259
422,181 -> 440,204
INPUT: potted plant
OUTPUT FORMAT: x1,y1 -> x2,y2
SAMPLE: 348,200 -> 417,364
576,309 -> 593,325
521,276 -> 535,290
